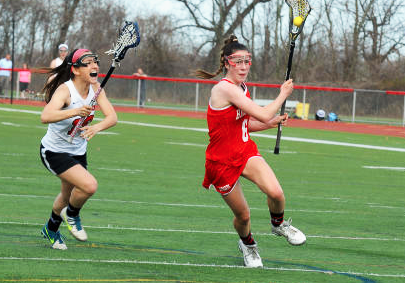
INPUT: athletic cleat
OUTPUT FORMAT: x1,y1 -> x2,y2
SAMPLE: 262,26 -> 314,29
238,240 -> 263,268
41,224 -> 67,250
272,218 -> 306,246
61,207 -> 88,241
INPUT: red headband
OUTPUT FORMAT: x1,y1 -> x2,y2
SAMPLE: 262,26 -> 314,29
71,49 -> 90,73
72,49 -> 90,64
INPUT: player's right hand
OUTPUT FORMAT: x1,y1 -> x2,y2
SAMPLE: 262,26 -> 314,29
77,105 -> 93,117
280,79 -> 294,97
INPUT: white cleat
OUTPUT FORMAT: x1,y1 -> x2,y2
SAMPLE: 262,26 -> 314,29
272,218 -> 306,246
61,207 -> 88,241
238,240 -> 263,268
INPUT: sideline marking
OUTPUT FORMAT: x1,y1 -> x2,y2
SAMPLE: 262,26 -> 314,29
363,166 -> 405,171
0,221 -> 404,242
1,107 -> 404,152
0,257 -> 404,279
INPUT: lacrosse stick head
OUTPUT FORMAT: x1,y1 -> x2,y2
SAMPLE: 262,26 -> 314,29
285,0 -> 311,41
106,21 -> 141,62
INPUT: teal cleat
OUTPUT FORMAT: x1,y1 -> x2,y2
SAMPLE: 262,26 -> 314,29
41,224 -> 67,250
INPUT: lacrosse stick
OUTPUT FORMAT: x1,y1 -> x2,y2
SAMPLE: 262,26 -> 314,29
68,21 -> 141,143
274,0 -> 311,154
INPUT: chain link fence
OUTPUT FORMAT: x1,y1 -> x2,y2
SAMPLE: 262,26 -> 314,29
3,69 -> 405,126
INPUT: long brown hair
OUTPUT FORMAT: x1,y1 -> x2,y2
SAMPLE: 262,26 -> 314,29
42,49 -> 78,103
195,35 -> 249,79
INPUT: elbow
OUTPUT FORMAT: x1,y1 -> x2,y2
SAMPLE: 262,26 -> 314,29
111,113 -> 118,127
40,114 -> 50,124
256,114 -> 271,124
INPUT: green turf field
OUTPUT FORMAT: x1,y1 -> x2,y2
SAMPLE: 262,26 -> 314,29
0,104 -> 404,283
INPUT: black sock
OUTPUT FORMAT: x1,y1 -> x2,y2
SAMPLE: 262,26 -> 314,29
240,232 -> 256,246
270,211 -> 284,227
47,210 -> 63,232
66,202 -> 81,218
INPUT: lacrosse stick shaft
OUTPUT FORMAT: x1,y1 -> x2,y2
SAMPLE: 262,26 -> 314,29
68,62 -> 117,143
274,40 -> 295,154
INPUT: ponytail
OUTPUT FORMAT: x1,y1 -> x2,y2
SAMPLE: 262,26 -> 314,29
195,35 -> 248,79
42,49 -> 78,103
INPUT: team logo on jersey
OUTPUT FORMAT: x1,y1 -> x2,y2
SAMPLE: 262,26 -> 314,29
236,109 -> 246,120
217,184 -> 231,192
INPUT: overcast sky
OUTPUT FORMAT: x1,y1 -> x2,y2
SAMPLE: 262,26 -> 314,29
121,0 -> 183,16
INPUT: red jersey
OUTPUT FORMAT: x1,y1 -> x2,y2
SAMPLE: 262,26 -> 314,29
203,79 -> 260,193
205,79 -> 258,167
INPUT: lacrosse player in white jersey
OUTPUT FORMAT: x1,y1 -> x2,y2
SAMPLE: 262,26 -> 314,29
39,48 -> 117,249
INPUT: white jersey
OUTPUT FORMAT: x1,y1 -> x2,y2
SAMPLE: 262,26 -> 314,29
41,80 -> 96,155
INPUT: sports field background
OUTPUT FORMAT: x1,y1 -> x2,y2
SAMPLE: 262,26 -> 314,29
0,104 -> 404,283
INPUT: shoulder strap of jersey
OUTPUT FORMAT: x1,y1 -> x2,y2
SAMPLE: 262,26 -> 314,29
220,78 -> 234,85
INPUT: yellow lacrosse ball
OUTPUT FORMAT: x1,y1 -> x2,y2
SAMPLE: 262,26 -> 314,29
293,16 -> 303,27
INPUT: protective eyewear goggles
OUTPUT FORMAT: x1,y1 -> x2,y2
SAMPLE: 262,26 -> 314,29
225,54 -> 252,67
72,54 -> 100,67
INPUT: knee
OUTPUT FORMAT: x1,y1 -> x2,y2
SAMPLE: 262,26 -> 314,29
83,178 -> 98,196
269,187 -> 285,202
235,211 -> 251,226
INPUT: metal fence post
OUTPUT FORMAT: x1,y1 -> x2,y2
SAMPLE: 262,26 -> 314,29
403,95 -> 405,127
136,79 -> 141,107
195,82 -> 199,111
16,71 -> 20,98
302,88 -> 307,119
352,90 -> 356,123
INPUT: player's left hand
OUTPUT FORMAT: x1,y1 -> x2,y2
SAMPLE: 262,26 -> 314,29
80,125 -> 99,141
269,113 -> 288,128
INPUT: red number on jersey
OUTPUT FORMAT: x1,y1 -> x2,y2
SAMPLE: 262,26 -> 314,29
67,115 -> 94,135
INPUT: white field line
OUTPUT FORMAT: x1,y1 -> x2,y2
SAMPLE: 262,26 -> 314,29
0,257 -> 404,279
0,193 -> 346,214
1,122 -> 21,127
363,166 -> 405,171
1,153 -> 25,156
2,192 -> 404,215
158,142 -> 297,155
0,220 -> 404,243
165,141 -> 206,147
0,108 -> 42,115
119,120 -> 405,152
1,106 -> 405,152
97,167 -> 143,173
0,177 -> 34,180
97,131 -> 119,135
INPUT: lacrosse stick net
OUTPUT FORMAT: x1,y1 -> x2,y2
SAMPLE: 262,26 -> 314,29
286,0 -> 311,41
106,21 -> 141,61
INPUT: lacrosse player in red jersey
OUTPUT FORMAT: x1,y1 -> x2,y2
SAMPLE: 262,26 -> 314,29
196,35 -> 306,268
39,48 -> 117,249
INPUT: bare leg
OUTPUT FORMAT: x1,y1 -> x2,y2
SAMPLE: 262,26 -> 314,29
57,164 -> 98,209
242,157 -> 285,213
222,182 -> 251,238
51,179 -> 74,215
242,157 -> 306,245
